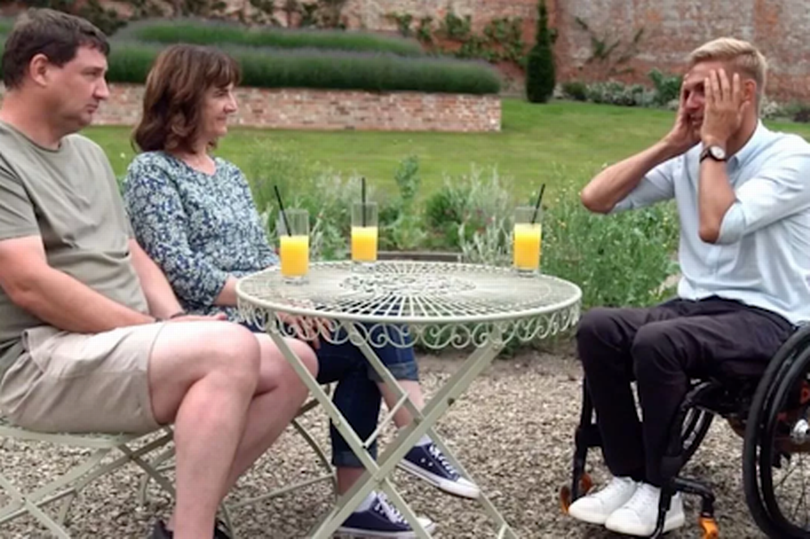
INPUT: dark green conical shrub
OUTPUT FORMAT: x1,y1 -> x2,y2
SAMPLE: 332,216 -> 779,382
525,0 -> 556,103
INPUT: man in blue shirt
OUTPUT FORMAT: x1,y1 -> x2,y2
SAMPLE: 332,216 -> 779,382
567,37 -> 810,536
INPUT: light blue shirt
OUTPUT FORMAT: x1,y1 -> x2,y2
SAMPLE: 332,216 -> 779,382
613,121 -> 810,325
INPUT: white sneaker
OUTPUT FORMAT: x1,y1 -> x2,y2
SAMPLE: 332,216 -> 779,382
605,483 -> 686,537
567,476 -> 638,525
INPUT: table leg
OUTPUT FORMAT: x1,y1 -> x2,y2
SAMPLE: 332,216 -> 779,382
427,429 -> 519,539
266,325 -> 385,538
346,322 -> 519,538
270,320 -> 519,538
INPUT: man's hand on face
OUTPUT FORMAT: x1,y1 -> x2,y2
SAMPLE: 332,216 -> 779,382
663,81 -> 701,156
700,68 -> 750,149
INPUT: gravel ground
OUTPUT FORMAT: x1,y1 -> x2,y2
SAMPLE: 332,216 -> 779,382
0,350 -> 770,538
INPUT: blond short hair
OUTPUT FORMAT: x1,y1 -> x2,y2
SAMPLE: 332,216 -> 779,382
688,37 -> 768,102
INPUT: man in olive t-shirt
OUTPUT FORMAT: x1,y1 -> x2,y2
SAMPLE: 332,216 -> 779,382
0,9 -> 317,539
0,123 -> 149,378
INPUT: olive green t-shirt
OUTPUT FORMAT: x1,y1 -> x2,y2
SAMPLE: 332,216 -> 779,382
0,121 -> 149,376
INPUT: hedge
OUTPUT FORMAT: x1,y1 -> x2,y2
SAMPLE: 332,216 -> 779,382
0,27 -> 501,95
118,19 -> 426,57
102,42 -> 501,94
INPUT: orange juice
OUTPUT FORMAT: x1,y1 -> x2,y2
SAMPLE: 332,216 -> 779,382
351,226 -> 378,262
280,235 -> 309,278
513,223 -> 542,272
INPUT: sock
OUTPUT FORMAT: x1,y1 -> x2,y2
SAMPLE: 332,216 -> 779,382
356,490 -> 377,512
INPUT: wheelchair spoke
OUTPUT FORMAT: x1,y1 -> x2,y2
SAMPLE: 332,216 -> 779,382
774,456 -> 797,492
788,453 -> 806,525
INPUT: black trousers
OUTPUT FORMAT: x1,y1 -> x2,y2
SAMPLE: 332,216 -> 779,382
575,296 -> 794,486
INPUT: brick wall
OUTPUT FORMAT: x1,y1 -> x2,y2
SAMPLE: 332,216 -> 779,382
0,84 -> 501,132
342,0 -> 810,102
342,0 -> 547,35
553,0 -> 810,103
7,0 -> 810,102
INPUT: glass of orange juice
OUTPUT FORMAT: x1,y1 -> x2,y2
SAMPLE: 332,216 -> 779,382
513,205 -> 542,276
277,209 -> 309,284
351,202 -> 378,268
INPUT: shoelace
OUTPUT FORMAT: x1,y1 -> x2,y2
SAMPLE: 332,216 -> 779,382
592,478 -> 635,502
373,493 -> 408,525
623,484 -> 660,513
428,443 -> 460,479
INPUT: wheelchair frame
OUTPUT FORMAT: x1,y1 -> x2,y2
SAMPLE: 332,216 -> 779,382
561,323 -> 810,539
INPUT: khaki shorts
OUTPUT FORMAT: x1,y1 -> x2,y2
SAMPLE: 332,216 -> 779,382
0,323 -> 168,434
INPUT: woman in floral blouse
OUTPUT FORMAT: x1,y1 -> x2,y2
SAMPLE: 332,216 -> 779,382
122,45 -> 478,539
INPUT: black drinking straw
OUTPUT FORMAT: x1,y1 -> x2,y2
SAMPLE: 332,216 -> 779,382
361,176 -> 367,227
531,184 -> 546,224
274,185 -> 292,237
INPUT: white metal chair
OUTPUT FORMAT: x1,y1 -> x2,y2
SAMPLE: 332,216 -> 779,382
136,389 -> 338,538
0,418 -> 175,538
0,391 -> 337,539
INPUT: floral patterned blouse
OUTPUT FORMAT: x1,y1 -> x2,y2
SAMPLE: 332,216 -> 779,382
122,151 -> 278,319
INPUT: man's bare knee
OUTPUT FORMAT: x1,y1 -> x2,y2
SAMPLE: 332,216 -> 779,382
251,335 -> 317,395
204,324 -> 261,385
149,322 -> 262,422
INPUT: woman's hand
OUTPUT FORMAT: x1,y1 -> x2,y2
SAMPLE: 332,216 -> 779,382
162,313 -> 228,323
276,312 -> 333,350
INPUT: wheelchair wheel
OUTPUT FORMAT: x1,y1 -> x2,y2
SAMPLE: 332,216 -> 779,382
744,326 -> 810,538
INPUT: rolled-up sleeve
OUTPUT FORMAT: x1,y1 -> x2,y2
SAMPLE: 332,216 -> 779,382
717,149 -> 810,244
611,157 -> 677,213
122,163 -> 230,306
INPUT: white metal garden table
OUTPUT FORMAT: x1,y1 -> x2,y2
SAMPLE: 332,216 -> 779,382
236,260 -> 581,538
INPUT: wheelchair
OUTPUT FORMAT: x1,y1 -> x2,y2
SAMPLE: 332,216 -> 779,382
560,323 -> 810,538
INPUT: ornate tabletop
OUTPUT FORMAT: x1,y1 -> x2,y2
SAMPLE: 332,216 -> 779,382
237,260 -> 582,350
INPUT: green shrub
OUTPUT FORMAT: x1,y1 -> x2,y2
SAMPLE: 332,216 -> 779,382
760,96 -> 788,120
382,155 -> 426,251
525,0 -> 555,103
585,81 -> 656,107
249,152 -> 435,259
247,145 -> 320,219
793,105 -> 810,123
541,186 -> 679,309
248,147 -> 357,261
99,41 -> 501,94
0,22 -> 499,94
424,188 -> 463,245
424,166 -> 512,250
119,18 -> 426,56
648,69 -> 682,105
458,171 -> 680,311
561,81 -> 587,101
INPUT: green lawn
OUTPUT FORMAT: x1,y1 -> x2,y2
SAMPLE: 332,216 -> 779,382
88,99 -> 810,200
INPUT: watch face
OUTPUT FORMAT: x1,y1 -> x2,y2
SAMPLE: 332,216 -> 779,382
710,146 -> 726,160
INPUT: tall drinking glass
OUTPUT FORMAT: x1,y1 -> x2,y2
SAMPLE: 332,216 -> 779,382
278,209 -> 309,283
351,202 -> 378,267
513,206 -> 542,276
